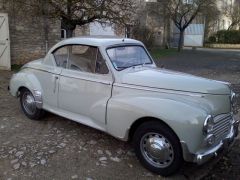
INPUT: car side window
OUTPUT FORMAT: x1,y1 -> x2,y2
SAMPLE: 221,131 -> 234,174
68,45 -> 109,74
53,46 -> 68,68
68,45 -> 97,73
95,50 -> 109,74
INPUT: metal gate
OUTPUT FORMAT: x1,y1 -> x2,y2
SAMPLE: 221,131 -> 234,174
0,13 -> 11,70
184,24 -> 204,47
170,23 -> 205,48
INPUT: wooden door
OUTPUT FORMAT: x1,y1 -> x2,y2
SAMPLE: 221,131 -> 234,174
0,13 -> 10,70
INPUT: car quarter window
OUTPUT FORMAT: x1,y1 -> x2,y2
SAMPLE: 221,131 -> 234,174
53,46 -> 68,68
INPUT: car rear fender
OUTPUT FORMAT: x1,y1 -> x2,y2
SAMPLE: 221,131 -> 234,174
9,70 -> 43,108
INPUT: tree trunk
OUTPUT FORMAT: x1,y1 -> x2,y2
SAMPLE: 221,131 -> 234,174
61,17 -> 76,38
227,23 -> 235,31
178,30 -> 184,52
66,28 -> 74,38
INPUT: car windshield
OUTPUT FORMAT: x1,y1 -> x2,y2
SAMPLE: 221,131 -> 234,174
106,46 -> 152,70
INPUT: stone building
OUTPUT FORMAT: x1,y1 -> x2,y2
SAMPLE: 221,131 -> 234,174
215,0 -> 236,31
142,0 -> 206,47
0,0 -> 61,68
0,0 -> 123,70
138,0 -> 170,47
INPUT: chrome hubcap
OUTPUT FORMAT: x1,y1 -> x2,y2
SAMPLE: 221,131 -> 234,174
140,133 -> 174,168
22,91 -> 36,115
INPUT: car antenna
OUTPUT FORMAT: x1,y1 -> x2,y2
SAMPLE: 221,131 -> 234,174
122,38 -> 125,42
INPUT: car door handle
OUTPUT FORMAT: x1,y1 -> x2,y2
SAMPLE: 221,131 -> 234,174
53,76 -> 59,93
99,82 -> 111,85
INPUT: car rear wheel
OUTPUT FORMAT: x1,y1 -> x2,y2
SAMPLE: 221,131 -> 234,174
133,121 -> 183,176
20,88 -> 45,120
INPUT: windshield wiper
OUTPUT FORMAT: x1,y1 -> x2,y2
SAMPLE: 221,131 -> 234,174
117,63 -> 152,71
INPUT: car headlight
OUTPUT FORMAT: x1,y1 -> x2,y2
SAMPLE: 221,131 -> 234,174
203,115 -> 214,134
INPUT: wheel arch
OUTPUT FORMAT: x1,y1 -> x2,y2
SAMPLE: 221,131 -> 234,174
17,86 -> 43,109
17,86 -> 29,97
9,70 -> 43,109
128,117 -> 181,144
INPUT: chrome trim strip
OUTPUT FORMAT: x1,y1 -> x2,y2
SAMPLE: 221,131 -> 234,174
60,74 -> 112,85
114,83 -> 205,97
23,67 -> 112,85
118,83 -> 229,96
21,67 -> 54,74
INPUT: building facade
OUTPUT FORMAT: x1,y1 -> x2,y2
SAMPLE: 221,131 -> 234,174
143,0 -> 205,47
213,0 -> 235,31
143,0 -> 238,47
0,0 -> 121,69
0,0 -> 60,67
208,0 -> 239,34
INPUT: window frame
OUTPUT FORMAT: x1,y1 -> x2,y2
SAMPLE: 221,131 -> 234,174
52,44 -> 110,75
61,29 -> 67,39
52,45 -> 69,68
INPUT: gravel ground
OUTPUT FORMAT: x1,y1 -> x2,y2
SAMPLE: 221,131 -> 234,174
0,48 -> 239,180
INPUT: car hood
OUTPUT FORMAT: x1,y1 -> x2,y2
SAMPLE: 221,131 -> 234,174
121,68 -> 230,95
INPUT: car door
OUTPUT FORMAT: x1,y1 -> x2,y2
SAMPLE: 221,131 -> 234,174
36,45 -> 69,109
58,44 -> 113,127
34,65 -> 61,109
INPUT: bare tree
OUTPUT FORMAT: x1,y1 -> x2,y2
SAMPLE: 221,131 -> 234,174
202,2 -> 220,41
164,0 -> 216,51
13,0 -> 136,38
222,1 -> 240,30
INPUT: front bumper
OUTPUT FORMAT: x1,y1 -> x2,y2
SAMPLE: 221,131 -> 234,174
181,119 -> 239,164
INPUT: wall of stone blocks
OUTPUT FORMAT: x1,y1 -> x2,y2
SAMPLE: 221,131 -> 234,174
0,0 -> 61,64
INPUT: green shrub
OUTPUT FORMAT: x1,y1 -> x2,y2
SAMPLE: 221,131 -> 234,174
212,30 -> 240,44
208,36 -> 217,43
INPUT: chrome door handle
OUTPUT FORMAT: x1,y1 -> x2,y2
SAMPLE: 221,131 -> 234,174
53,76 -> 59,93
100,82 -> 111,85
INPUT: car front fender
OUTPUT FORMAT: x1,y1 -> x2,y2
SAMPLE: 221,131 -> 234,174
107,95 -> 207,153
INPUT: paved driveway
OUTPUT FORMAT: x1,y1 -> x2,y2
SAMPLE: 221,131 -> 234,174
0,48 -> 239,180
157,48 -> 240,84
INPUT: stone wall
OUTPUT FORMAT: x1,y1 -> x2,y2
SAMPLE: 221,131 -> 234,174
205,43 -> 240,49
0,0 -> 61,64
74,25 -> 90,37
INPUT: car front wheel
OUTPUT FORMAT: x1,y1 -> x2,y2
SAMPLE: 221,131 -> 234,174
133,121 -> 183,176
20,88 -> 45,120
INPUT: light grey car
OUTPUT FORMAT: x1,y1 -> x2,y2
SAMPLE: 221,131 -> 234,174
9,37 -> 239,176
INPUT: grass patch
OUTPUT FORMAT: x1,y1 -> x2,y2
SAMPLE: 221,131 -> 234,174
149,48 -> 178,60
11,64 -> 23,72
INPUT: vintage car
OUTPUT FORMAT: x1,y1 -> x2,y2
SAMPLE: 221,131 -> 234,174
9,37 -> 239,176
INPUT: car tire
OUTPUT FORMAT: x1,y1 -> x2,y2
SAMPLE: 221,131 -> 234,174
20,88 -> 45,120
133,121 -> 183,177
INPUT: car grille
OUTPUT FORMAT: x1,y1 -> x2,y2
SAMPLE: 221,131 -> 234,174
213,113 -> 232,143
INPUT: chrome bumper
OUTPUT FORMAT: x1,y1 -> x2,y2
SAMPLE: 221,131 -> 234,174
181,119 -> 239,165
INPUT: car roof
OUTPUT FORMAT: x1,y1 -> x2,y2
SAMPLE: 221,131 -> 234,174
49,36 -> 143,53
